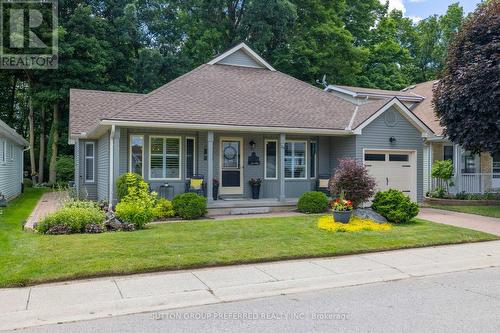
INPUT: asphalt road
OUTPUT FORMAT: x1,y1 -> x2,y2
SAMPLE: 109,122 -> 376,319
10,267 -> 500,333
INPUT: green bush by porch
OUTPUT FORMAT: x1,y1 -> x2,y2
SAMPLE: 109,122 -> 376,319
1,189 -> 498,287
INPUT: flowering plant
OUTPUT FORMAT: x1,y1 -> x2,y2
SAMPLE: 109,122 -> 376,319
248,177 -> 262,186
330,191 -> 353,211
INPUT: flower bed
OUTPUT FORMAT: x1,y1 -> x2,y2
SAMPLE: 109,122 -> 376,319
317,215 -> 392,233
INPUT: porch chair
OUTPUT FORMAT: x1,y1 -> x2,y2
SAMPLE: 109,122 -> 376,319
185,175 -> 206,197
316,174 -> 331,196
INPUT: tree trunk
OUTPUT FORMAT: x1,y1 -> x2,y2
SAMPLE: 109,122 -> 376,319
28,94 -> 37,179
8,76 -> 17,125
38,106 -> 46,183
48,103 -> 59,184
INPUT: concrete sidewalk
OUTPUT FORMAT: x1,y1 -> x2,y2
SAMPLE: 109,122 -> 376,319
2,241 -> 500,331
418,208 -> 500,236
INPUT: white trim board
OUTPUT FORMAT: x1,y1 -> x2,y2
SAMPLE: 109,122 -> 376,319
208,42 -> 276,71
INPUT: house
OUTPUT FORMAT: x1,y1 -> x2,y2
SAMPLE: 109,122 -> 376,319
69,43 -> 434,209
0,119 -> 29,200
326,82 -> 500,195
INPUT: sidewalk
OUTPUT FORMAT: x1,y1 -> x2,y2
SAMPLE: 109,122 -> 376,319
2,240 -> 500,331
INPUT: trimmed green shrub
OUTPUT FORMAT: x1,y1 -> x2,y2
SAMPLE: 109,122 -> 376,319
115,180 -> 157,229
37,207 -> 105,234
116,172 -> 144,201
154,198 -> 175,219
172,193 -> 207,220
56,155 -> 74,182
297,191 -> 329,213
23,178 -> 33,188
372,189 -> 419,223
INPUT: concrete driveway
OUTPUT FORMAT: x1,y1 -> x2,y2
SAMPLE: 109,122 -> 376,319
418,208 -> 500,236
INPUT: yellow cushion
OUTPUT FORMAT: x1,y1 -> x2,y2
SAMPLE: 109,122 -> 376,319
190,179 -> 203,190
319,179 -> 329,188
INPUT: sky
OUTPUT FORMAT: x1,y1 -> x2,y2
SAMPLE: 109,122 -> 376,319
380,0 -> 484,23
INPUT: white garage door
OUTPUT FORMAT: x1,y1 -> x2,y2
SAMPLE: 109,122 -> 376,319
364,150 -> 417,202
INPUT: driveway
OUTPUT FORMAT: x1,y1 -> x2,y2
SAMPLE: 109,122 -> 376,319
418,207 -> 500,236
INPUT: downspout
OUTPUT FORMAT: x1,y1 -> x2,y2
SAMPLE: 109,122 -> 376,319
109,125 -> 115,205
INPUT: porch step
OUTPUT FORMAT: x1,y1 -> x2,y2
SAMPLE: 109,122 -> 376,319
229,207 -> 272,215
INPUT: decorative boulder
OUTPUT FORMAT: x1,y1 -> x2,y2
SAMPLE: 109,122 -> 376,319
353,208 -> 387,224
104,211 -> 124,231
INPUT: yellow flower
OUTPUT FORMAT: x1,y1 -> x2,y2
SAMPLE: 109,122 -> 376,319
317,215 -> 392,233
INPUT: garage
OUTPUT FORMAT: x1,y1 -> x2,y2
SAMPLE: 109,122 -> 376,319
363,150 -> 417,202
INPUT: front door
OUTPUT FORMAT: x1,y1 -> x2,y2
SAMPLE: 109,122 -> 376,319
220,137 -> 244,195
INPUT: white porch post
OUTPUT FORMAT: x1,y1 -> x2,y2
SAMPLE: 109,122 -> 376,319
279,133 -> 286,202
207,131 -> 214,203
109,126 -> 120,206
454,144 -> 462,192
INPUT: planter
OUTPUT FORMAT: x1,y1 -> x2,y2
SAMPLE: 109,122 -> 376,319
333,210 -> 352,224
212,184 -> 219,201
251,185 -> 261,199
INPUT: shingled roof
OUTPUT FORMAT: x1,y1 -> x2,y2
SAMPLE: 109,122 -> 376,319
331,85 -> 425,100
403,80 -> 443,136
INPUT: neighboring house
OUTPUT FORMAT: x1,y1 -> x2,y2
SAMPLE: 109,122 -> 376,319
69,43 -> 434,206
0,119 -> 29,200
326,81 -> 500,195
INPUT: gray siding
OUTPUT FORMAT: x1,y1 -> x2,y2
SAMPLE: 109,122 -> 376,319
329,135 -> 356,171
0,137 -> 23,199
78,140 -> 97,200
217,49 -> 264,68
355,106 -> 424,202
97,132 -> 109,201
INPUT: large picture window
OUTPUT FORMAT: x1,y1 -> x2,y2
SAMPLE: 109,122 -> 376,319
285,141 -> 306,179
149,136 -> 181,180
129,135 -> 144,177
265,140 -> 277,179
186,137 -> 196,178
84,142 -> 95,182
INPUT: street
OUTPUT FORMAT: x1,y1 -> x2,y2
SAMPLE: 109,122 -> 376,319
10,266 -> 500,333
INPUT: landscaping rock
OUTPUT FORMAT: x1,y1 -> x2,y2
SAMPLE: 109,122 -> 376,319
121,222 -> 136,232
104,212 -> 123,231
46,224 -> 71,235
353,208 -> 387,223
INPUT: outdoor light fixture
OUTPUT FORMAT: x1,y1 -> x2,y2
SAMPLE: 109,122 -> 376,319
389,136 -> 397,143
249,140 -> 256,151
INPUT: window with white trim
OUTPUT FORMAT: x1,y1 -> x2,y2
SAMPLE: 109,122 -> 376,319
9,143 -> 13,161
149,136 -> 181,180
0,139 -> 6,164
285,141 -> 306,179
186,137 -> 196,178
84,142 -> 95,182
129,135 -> 144,177
265,140 -> 277,179
309,141 -> 317,178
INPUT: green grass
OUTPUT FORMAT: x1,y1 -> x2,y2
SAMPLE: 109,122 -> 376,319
0,189 -> 498,287
427,205 -> 500,218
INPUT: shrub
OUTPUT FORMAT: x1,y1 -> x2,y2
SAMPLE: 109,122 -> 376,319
56,155 -> 74,182
172,193 -> 207,220
63,199 -> 99,209
297,191 -> 328,213
330,158 -> 376,208
154,198 -> 175,219
116,172 -> 144,201
37,207 -> 105,234
23,178 -> 33,188
431,160 -> 454,193
115,181 -> 157,229
372,189 -> 419,223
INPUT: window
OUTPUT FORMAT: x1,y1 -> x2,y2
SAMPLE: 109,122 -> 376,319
389,154 -> 409,162
8,143 -> 13,161
365,153 -> 385,161
443,146 -> 454,163
462,151 -> 477,174
265,140 -> 277,179
84,142 -> 95,182
186,137 -> 196,178
310,141 -> 317,178
285,141 -> 306,179
129,135 -> 144,177
0,139 -> 6,164
149,136 -> 181,180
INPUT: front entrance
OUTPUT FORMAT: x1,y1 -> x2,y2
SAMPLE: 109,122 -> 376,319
364,149 -> 417,202
220,137 -> 244,195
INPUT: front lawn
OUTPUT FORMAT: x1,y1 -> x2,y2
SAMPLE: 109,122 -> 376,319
1,189 -> 498,287
427,205 -> 500,218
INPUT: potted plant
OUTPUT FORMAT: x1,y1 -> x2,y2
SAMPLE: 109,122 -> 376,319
330,191 -> 353,223
248,178 -> 262,199
212,178 -> 220,200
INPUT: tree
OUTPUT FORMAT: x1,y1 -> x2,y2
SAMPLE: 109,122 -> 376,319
433,1 -> 500,154
431,160 -> 454,193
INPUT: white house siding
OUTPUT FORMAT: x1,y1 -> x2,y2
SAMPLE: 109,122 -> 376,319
97,132 -> 109,201
0,137 -> 23,200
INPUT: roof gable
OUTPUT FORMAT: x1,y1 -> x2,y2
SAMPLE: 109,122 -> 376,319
208,43 -> 275,71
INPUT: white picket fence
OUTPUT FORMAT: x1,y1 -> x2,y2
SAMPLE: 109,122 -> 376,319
431,173 -> 500,194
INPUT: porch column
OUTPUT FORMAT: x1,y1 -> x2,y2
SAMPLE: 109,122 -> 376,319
110,127 -> 121,206
454,144 -> 462,192
279,133 -> 286,202
207,131 -> 214,203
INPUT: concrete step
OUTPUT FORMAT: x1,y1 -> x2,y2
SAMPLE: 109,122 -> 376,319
229,207 -> 272,215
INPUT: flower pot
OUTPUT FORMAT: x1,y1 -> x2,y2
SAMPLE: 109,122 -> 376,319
333,210 -> 352,224
251,185 -> 261,199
